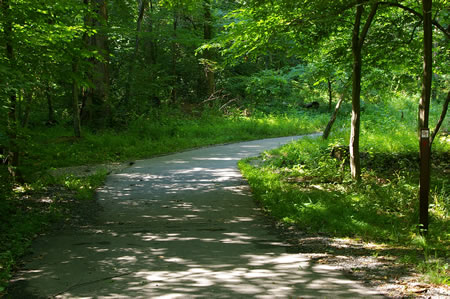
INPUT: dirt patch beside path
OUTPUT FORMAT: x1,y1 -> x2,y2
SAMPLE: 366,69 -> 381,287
275,222 -> 450,298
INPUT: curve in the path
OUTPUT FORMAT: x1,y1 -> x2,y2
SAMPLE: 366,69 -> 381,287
9,135 -> 383,298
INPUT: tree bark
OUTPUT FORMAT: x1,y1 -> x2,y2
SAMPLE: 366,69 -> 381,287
349,1 -> 378,181
418,0 -> 433,234
379,1 -> 449,39
350,3 -> 363,181
87,0 -> 110,126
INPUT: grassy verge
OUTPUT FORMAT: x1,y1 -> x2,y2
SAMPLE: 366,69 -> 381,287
239,100 -> 449,285
21,109 -> 328,177
0,108 -> 328,293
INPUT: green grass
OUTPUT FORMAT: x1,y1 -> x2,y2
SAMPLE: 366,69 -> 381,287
239,96 -> 449,285
19,109 -> 327,178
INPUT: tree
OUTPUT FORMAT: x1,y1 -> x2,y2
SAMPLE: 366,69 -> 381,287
123,0 -> 149,104
323,78 -> 351,140
72,57 -> 82,138
87,0 -> 110,127
418,0 -> 433,234
202,0 -> 215,98
349,1 -> 379,180
219,0 -> 377,180
1,0 -> 21,181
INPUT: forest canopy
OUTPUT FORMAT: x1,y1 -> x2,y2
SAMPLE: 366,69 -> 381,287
0,0 -> 449,293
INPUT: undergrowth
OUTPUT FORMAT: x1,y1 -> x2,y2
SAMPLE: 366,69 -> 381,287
239,98 -> 449,285
20,108 -> 327,179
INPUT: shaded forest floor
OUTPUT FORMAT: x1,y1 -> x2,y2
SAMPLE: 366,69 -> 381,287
276,223 -> 450,298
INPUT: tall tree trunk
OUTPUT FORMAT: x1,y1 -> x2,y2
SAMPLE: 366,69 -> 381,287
146,0 -> 157,65
350,3 -> 363,181
72,58 -> 82,138
418,0 -> 433,233
349,1 -> 378,181
81,0 -> 94,123
203,0 -> 215,98
2,0 -> 21,181
87,0 -> 110,126
124,0 -> 148,104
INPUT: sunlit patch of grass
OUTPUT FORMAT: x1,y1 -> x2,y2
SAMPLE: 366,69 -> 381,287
56,171 -> 108,200
239,99 -> 449,285
419,259 -> 449,285
21,109 -> 327,175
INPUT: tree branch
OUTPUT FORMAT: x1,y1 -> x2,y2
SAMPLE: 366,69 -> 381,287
379,2 -> 450,39
323,77 -> 352,140
359,2 -> 379,48
431,91 -> 450,146
407,20 -> 422,44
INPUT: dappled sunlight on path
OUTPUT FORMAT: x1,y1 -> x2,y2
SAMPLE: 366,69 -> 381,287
9,135 -> 382,298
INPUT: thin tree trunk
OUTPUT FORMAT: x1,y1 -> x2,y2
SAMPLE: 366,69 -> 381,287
203,0 -> 215,98
418,0 -> 433,233
349,1 -> 378,181
124,0 -> 148,103
430,90 -> 449,146
81,0 -> 93,123
323,80 -> 351,140
72,59 -> 82,138
147,0 -> 157,65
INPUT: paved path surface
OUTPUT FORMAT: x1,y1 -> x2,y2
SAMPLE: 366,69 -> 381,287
9,135 -> 383,298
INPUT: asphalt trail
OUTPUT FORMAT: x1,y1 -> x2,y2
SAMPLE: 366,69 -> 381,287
9,135 -> 383,298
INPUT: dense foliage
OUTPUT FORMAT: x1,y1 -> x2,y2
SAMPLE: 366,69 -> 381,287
0,0 -> 448,293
